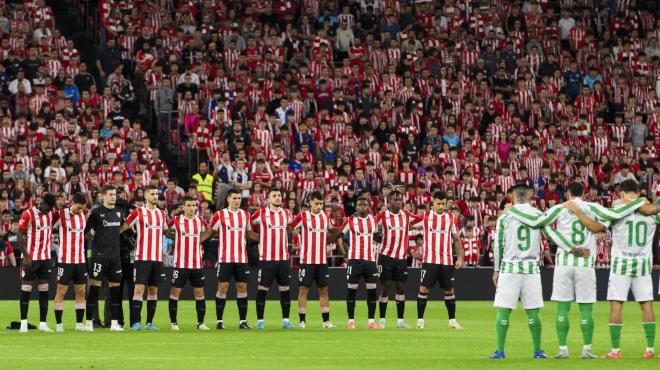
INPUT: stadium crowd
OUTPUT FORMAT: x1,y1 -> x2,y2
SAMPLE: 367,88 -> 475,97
0,0 -> 658,270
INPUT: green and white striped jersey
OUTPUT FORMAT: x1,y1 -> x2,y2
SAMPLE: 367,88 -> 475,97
610,211 -> 659,277
507,198 -> 645,268
494,204 -> 547,274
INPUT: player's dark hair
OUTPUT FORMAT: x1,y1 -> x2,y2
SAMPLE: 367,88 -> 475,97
72,192 -> 86,205
356,196 -> 370,204
101,184 -> 116,194
182,196 -> 197,204
619,179 -> 640,193
42,193 -> 56,207
227,188 -> 241,198
433,191 -> 447,200
145,184 -> 159,193
512,187 -> 531,201
566,182 -> 584,197
309,191 -> 323,201
267,188 -> 281,197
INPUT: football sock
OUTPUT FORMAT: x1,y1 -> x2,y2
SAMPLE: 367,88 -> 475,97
299,312 -> 306,323
280,290 -> 291,319
495,308 -> 511,352
169,298 -> 178,323
256,290 -> 267,320
395,295 -> 405,319
347,288 -> 357,320
444,295 -> 456,320
146,299 -> 157,324
237,297 -> 248,321
215,297 -> 226,321
110,286 -> 122,321
417,293 -> 428,319
131,299 -> 143,325
20,290 -> 30,320
86,285 -> 100,321
556,301 -> 571,347
322,311 -> 329,323
379,296 -> 388,319
39,291 -> 48,322
75,307 -> 85,323
54,303 -> 63,324
609,323 -> 622,350
366,289 -> 377,319
526,308 -> 542,352
578,303 -> 594,346
196,299 -> 206,323
643,322 -> 655,349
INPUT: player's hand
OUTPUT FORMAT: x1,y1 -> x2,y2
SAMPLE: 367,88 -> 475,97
455,257 -> 464,270
570,247 -> 590,258
22,256 -> 31,269
502,204 -> 511,213
492,272 -> 499,287
563,200 -> 578,213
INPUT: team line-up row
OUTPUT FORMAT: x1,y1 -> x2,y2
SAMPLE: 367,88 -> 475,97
15,182 -> 660,351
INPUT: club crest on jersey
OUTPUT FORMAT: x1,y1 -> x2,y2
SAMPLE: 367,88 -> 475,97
116,212 -> 121,218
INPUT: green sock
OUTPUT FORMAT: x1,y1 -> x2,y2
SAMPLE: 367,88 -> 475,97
556,301 -> 571,347
642,322 -> 656,349
609,323 -> 622,350
495,308 -> 511,352
578,303 -> 594,346
526,308 -> 542,352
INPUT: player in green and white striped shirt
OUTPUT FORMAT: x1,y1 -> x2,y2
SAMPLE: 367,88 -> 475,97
507,182 -> 646,359
569,180 -> 660,359
491,184 -> 550,359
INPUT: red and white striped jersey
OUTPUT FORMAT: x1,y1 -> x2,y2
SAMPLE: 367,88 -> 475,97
341,215 -> 377,262
422,210 -> 457,265
251,207 -> 292,261
375,210 -> 422,260
168,215 -> 206,269
126,206 -> 168,262
18,207 -> 57,261
291,210 -> 333,264
55,208 -> 86,264
209,208 -> 251,264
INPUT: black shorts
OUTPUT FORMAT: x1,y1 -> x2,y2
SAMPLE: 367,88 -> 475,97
378,254 -> 408,282
56,263 -> 88,285
133,260 -> 164,286
21,260 -> 51,282
346,260 -> 379,285
217,262 -> 250,283
89,257 -> 123,283
257,260 -> 290,287
420,263 -> 455,289
298,264 -> 329,288
172,268 -> 206,288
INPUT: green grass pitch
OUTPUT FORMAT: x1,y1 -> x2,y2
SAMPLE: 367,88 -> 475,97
2,300 -> 660,369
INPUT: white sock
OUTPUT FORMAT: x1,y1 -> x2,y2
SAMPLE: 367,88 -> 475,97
111,320 -> 118,326
86,320 -> 93,326
21,319 -> 27,325
612,348 -> 620,354
40,321 -> 47,326
583,344 -> 591,350
397,318 -> 403,324
368,319 -> 374,324
283,318 -> 289,323
257,319 -> 264,323
646,347 -> 654,353
559,346 -> 568,351
239,320 -> 245,324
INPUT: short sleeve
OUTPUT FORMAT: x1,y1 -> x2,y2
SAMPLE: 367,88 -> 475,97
209,212 -> 220,231
18,211 -> 31,231
251,209 -> 261,224
167,216 -> 177,229
290,213 -> 303,230
84,209 -> 96,233
341,218 -> 350,234
125,208 -> 139,227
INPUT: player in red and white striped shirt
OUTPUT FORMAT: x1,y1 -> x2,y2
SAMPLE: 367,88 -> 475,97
461,227 -> 481,267
17,193 -> 58,333
336,197 -> 379,329
165,196 -> 209,331
416,191 -> 464,329
204,189 -> 254,329
251,188 -> 295,329
374,191 -> 422,329
290,192 -> 340,329
121,185 -> 169,330
53,193 -> 88,332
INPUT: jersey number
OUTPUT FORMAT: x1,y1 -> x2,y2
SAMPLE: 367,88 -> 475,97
517,225 -> 531,251
625,220 -> 648,247
571,221 -> 586,245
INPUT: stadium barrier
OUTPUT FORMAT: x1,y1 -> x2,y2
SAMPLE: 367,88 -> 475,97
0,268 -> 657,301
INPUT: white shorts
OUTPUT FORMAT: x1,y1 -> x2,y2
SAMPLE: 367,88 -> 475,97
607,273 -> 654,302
551,265 -> 596,303
494,273 -> 544,310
